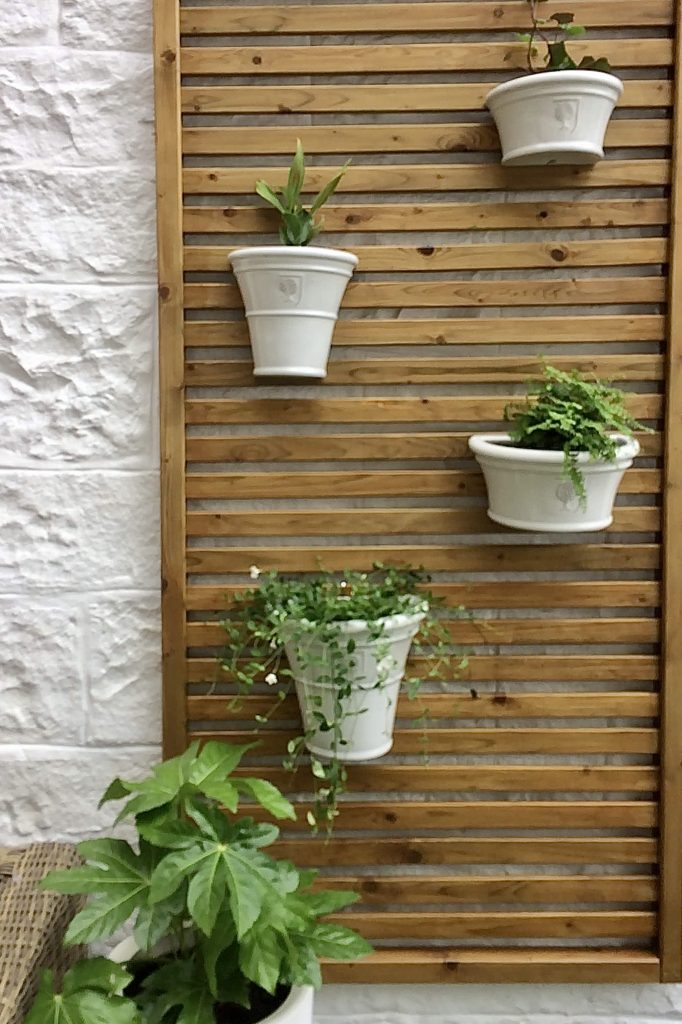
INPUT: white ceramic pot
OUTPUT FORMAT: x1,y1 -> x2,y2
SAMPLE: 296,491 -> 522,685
284,608 -> 426,761
486,70 -> 623,166
469,432 -> 640,532
109,939 -> 314,1024
229,245 -> 358,378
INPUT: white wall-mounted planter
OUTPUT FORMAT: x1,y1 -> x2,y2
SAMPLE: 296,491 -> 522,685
284,608 -> 425,762
110,939 -> 314,1024
469,433 -> 640,533
229,246 -> 358,378
486,70 -> 623,166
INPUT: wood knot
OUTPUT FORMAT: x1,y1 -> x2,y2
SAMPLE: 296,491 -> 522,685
551,247 -> 568,262
161,49 -> 176,65
384,812 -> 398,824
252,55 -> 262,65
537,210 -> 549,220
493,6 -> 504,18
417,246 -> 435,256
492,693 -> 508,705
158,284 -> 170,301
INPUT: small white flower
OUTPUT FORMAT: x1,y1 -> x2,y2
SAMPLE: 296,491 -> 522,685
265,672 -> 278,686
249,565 -> 262,580
339,580 -> 348,589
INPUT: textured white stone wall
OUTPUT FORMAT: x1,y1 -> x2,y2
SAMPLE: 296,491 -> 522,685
1,0 -> 681,1020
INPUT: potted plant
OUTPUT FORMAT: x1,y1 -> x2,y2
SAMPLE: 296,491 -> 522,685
229,140 -> 357,379
469,364 -> 647,533
26,741 -> 372,1024
220,564 -> 467,831
485,1 -> 623,165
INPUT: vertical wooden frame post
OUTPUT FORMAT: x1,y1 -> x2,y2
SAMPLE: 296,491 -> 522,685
154,0 -> 187,757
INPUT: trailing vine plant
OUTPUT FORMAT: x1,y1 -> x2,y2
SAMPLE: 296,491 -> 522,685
218,564 -> 469,833
519,1 -> 613,74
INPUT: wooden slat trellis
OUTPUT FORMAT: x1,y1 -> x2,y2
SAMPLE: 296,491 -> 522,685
154,0 -> 682,983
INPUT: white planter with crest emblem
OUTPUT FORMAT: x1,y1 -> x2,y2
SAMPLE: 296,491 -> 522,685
485,70 -> 623,166
229,246 -> 358,378
469,432 -> 640,532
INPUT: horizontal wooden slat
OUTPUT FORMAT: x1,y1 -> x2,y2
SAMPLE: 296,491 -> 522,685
185,354 -> 664,387
184,315 -> 667,348
182,119 -> 672,156
183,159 -> 670,195
322,948 -> 661,984
185,395 -> 662,424
181,40 -> 672,76
185,238 -> 669,273
318,873 -> 657,903
194,727 -> 659,756
187,616 -> 659,646
185,468 -> 659,499
273,837 -> 658,865
185,431 -> 662,462
183,200 -> 669,235
180,1 -> 673,35
186,581 -> 661,611
327,910 -> 656,940
189,691 -> 659,721
182,81 -> 672,114
194,653 -> 659,682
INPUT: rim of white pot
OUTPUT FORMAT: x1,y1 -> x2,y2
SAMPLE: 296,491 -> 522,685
486,69 -> 623,106
289,605 -> 427,638
229,245 -> 358,267
469,432 -> 640,465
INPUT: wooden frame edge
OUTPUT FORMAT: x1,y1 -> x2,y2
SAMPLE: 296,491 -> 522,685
154,0 -> 187,758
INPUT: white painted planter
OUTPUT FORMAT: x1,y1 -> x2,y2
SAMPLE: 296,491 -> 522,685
486,70 -> 623,166
110,939 -> 314,1024
229,246 -> 358,378
284,608 -> 426,761
469,432 -> 640,533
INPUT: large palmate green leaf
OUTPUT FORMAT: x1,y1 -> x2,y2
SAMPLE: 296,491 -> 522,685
238,925 -> 283,995
26,961 -> 139,1024
234,777 -> 297,821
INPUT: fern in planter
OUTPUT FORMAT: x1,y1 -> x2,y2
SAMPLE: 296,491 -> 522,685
27,741 -> 371,1024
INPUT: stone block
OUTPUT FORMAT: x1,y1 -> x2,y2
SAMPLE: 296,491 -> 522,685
0,171 -> 156,281
60,0 -> 152,53
0,53 -> 154,166
0,746 -> 159,843
0,472 -> 160,592
0,599 -> 83,743
0,0 -> 59,44
0,288 -> 156,465
86,594 -> 162,745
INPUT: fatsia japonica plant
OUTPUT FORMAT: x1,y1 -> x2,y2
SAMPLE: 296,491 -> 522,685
27,741 -> 371,1024
255,139 -> 350,246
504,364 -> 649,506
519,0 -> 613,74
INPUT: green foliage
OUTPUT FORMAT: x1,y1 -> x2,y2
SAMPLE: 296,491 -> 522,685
255,139 -> 350,245
504,364 -> 649,505
219,564 -> 469,831
517,1 -> 614,74
34,741 -> 372,1024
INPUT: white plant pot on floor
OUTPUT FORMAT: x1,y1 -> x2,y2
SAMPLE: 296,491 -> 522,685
469,433 -> 640,532
229,245 -> 358,378
285,608 -> 425,762
110,938 -> 314,1024
486,70 -> 623,166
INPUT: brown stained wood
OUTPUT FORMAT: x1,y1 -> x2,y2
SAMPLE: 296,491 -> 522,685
188,691 -> 659,721
659,0 -> 682,984
183,200 -> 669,236
187,616 -> 659,646
186,581 -> 661,612
272,837 -> 658,866
185,238 -> 669,273
184,394 -> 662,425
182,119 -> 671,157
184,431 -> 662,461
322,949 -> 661,984
185,354 -> 665,387
192,727 -> 659,757
154,0 -> 186,758
183,159 -> 669,195
182,80 -> 672,114
326,911 -> 657,941
185,544 -> 661,576
184,468 -> 660,500
180,39 -> 672,76
180,1 -> 673,35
